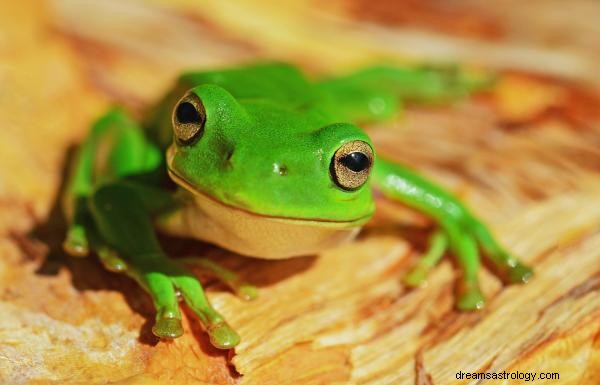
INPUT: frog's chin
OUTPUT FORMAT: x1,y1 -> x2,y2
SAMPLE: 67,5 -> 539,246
164,167 -> 368,259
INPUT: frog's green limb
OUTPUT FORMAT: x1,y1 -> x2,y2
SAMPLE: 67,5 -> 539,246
316,64 -> 494,123
63,146 -> 94,257
172,274 -> 240,348
316,77 -> 400,123
83,221 -> 129,273
372,157 -> 528,310
142,269 -> 184,338
63,215 -> 89,257
63,108 -> 163,256
63,111 -> 119,256
403,230 -> 448,287
64,108 -> 238,347
88,182 -> 183,337
181,258 -> 258,301
345,65 -> 494,103
88,182 -> 238,348
444,224 -> 485,310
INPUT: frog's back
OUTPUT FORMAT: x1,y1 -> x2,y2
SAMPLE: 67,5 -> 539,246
180,62 -> 317,108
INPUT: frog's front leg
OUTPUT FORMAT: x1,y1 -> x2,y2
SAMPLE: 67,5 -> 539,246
373,158 -> 532,310
402,230 -> 447,287
88,182 -> 240,348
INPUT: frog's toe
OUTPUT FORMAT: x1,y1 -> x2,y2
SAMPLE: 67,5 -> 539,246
207,322 -> 240,349
173,273 -> 242,348
505,262 -> 533,284
237,283 -> 258,301
153,317 -> 184,339
98,247 -> 128,273
181,257 -> 257,300
457,286 -> 485,311
63,226 -> 89,257
403,230 -> 447,288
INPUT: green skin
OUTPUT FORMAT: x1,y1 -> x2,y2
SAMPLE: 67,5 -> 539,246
63,62 -> 532,349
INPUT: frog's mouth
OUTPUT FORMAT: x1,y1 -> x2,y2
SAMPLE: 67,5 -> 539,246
165,149 -> 368,259
166,166 -> 371,227
165,146 -> 371,226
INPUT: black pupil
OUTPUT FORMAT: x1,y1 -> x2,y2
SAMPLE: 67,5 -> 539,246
340,152 -> 370,172
176,102 -> 200,124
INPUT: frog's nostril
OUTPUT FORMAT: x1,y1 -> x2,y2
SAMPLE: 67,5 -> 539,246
272,163 -> 288,176
223,148 -> 234,169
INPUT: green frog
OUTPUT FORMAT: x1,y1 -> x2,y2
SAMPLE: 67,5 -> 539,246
62,62 -> 532,349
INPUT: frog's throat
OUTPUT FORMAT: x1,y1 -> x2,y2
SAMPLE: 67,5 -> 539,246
165,151 -> 368,259
165,147 -> 370,259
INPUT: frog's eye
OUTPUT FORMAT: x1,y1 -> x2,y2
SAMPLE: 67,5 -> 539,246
172,92 -> 206,144
330,140 -> 374,190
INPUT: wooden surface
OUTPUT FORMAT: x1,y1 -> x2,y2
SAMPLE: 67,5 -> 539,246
1,1 -> 599,384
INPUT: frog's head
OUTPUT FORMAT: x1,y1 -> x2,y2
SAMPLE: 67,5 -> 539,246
166,84 -> 376,258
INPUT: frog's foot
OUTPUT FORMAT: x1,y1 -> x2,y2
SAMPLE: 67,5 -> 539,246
445,218 -> 533,310
403,264 -> 431,288
171,270 -> 241,348
403,228 -> 487,310
488,254 -> 534,285
471,222 -> 534,285
181,257 -> 258,301
504,262 -> 534,284
137,258 -> 240,349
153,317 -> 183,338
402,220 -> 531,311
63,224 -> 89,257
403,230 -> 447,288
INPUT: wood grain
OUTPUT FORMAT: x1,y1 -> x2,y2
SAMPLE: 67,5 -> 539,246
1,1 -> 598,384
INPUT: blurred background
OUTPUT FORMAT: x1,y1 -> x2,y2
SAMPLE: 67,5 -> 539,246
45,0 -> 600,105
1,1 -> 599,384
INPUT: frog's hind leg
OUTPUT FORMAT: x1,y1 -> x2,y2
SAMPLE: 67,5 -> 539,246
443,223 -> 486,310
316,64 -> 494,123
346,65 -> 494,103
88,182 -> 240,348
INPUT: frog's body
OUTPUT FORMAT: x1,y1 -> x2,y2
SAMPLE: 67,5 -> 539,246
63,62 -> 532,349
